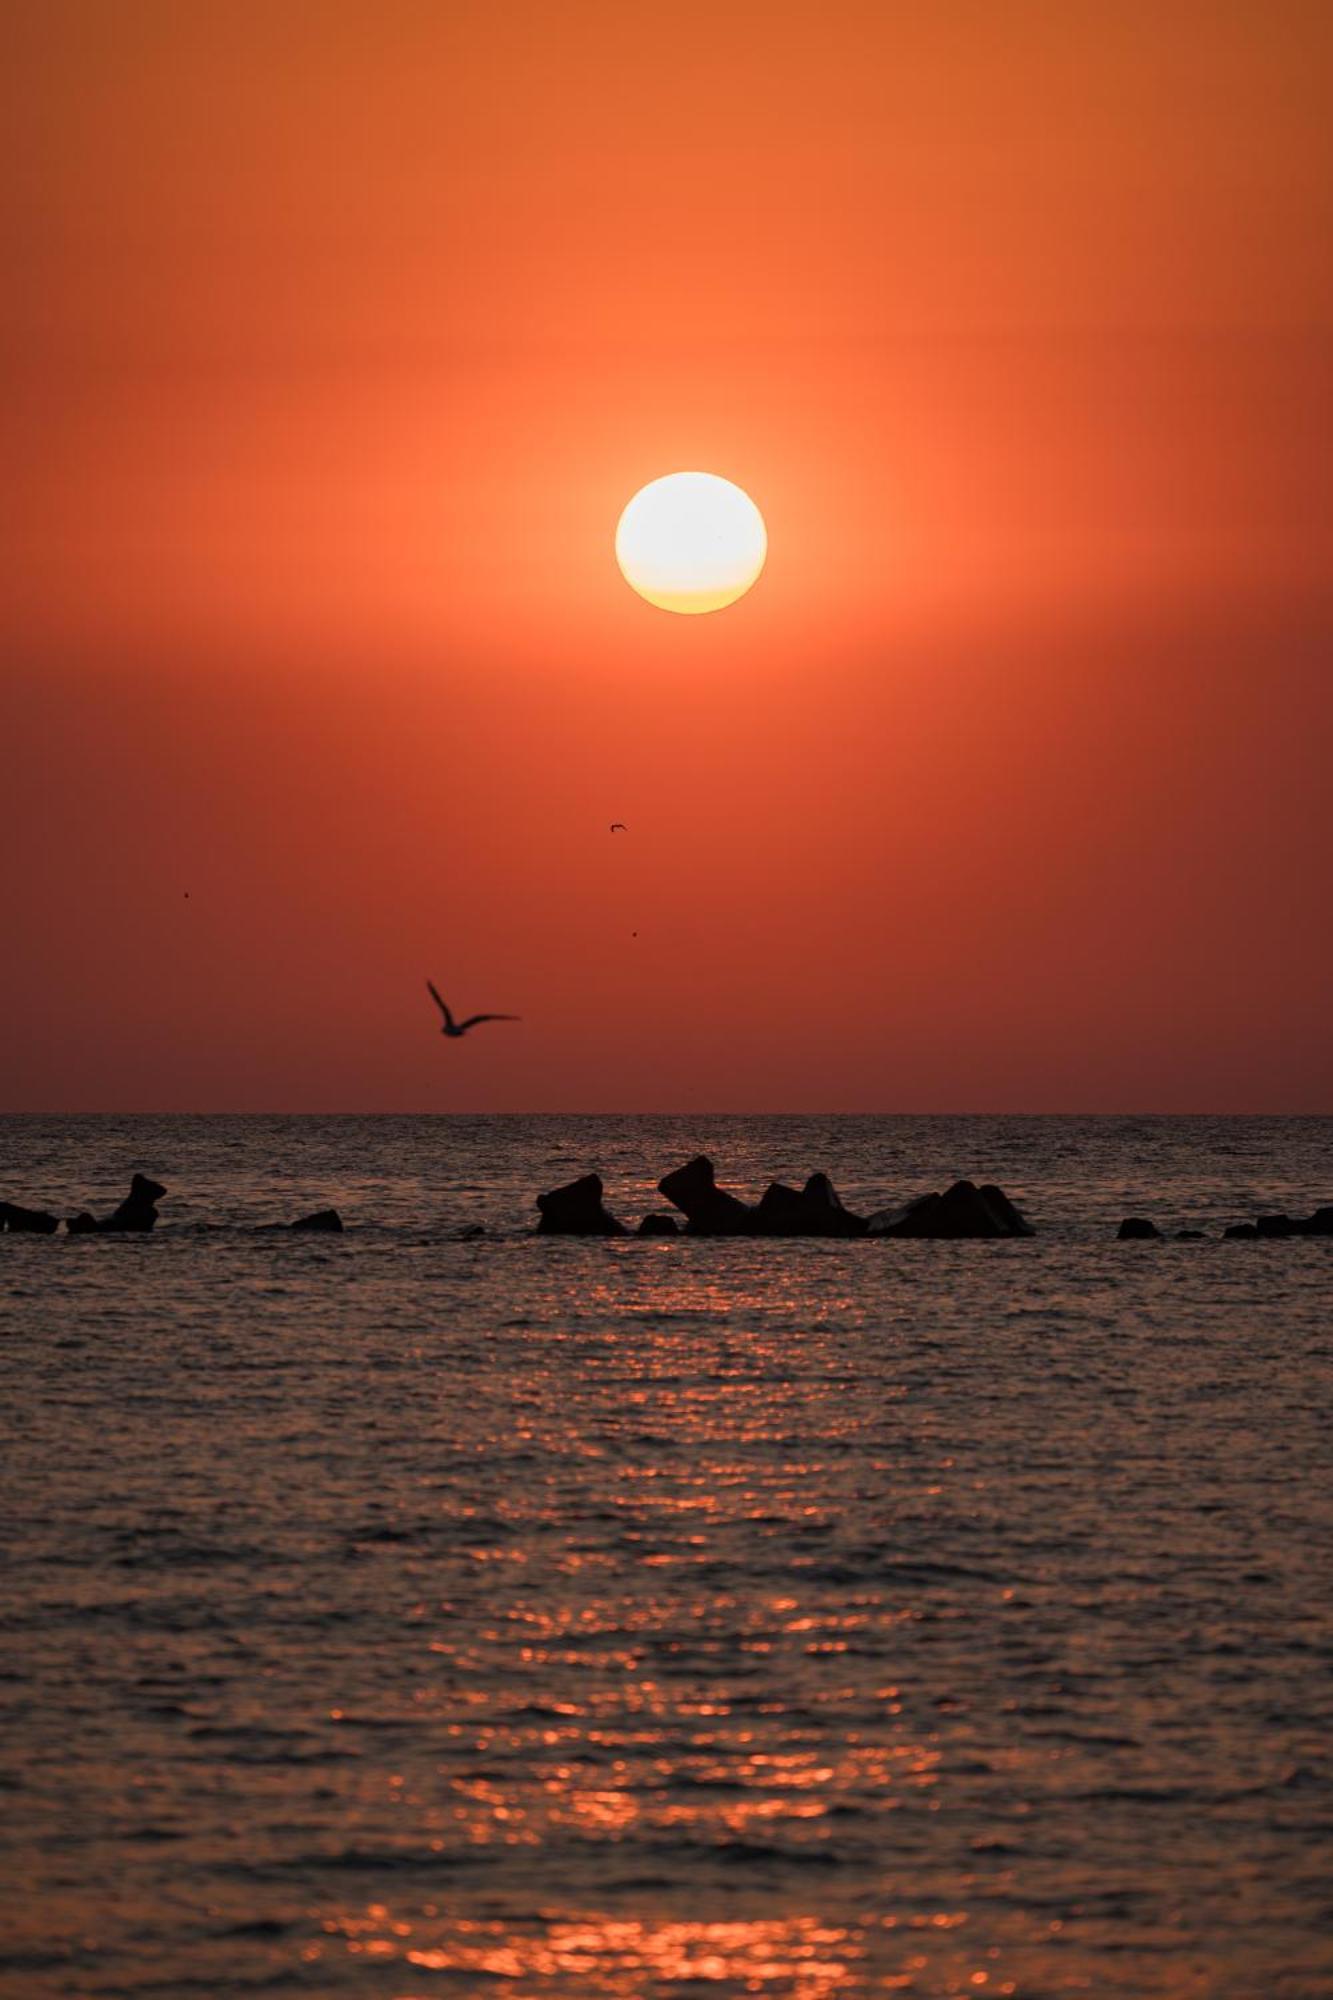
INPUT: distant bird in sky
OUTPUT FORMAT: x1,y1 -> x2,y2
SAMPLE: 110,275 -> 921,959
426,981 -> 520,1039
610,821 -> 627,832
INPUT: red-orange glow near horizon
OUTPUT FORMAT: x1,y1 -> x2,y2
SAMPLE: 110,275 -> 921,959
2,4 -> 1331,1111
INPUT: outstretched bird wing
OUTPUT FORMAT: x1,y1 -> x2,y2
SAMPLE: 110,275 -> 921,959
426,980 -> 455,1031
457,1013 -> 521,1032
610,821 -> 627,831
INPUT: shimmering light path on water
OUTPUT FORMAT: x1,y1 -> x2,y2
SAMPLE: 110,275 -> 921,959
2,1116 -> 1331,1998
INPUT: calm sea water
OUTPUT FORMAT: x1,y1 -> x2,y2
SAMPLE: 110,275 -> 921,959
2,1114 -> 1331,2000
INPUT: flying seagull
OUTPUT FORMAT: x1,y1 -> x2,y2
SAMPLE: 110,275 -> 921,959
426,981 -> 520,1039
610,821 -> 627,832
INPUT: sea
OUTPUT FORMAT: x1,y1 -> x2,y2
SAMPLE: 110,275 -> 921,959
2,1114 -> 1331,2000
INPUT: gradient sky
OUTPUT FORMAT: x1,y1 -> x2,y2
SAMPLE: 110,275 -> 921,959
3,1 -> 1331,1112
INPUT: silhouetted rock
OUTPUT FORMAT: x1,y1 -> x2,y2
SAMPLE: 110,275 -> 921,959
101,1175 -> 167,1232
978,1185 -> 1036,1237
658,1156 -> 756,1235
65,1176 -> 166,1234
1175,1229 -> 1207,1240
756,1172 -> 868,1238
456,1223 -> 487,1241
536,1173 -> 626,1235
1220,1205 -> 1333,1240
0,1201 -> 60,1234
868,1179 -> 1033,1239
292,1208 -> 342,1232
637,1213 -> 679,1236
1117,1217 -> 1162,1240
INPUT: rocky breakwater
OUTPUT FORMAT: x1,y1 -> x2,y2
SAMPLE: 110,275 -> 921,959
533,1157 -> 1034,1240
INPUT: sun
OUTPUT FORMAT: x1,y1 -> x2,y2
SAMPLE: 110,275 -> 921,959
615,472 -> 767,614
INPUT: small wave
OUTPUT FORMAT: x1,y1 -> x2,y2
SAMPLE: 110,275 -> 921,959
1069,1785 -> 1197,1804
634,1831 -> 849,1871
212,1917 -> 293,1939
224,1845 -> 485,1880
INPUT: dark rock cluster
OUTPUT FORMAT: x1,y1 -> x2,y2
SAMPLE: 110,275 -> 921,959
1115,1205 -> 1333,1241
67,1175 -> 167,1234
2,1179 -> 346,1236
1223,1206 -> 1333,1241
758,1172 -> 868,1238
867,1180 -> 1035,1240
535,1156 -> 1035,1240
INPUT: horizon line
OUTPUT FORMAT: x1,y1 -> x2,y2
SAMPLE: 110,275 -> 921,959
3,1108 -> 1331,1122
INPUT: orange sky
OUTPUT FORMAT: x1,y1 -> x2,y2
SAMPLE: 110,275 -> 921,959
3,1 -> 1331,1111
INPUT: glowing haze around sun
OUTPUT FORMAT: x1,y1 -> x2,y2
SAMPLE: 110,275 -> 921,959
616,472 -> 767,614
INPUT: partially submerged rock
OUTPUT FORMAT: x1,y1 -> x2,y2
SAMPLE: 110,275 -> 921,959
104,1174 -> 165,1232
977,1185 -> 1036,1236
292,1208 -> 343,1232
755,1172 -> 868,1238
1117,1216 -> 1162,1240
868,1179 -> 1034,1239
0,1201 -> 60,1234
1224,1205 -> 1332,1240
67,1175 -> 166,1234
637,1213 -> 679,1236
536,1173 -> 627,1235
456,1223 -> 487,1241
658,1156 -> 755,1235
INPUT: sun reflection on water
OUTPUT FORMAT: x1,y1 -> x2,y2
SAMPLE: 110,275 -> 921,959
331,1908 -> 861,1991
9,1131 -> 1330,2000
309,1903 -> 1051,1997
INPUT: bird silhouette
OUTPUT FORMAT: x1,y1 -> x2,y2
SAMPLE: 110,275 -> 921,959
426,981 -> 520,1038
610,821 -> 627,832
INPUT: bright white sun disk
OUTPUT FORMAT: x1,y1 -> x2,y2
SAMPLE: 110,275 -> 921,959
615,472 -> 767,614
